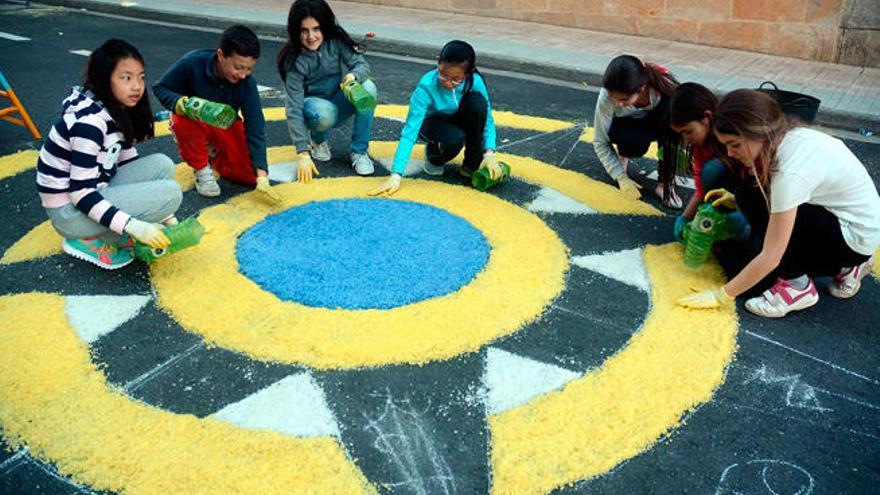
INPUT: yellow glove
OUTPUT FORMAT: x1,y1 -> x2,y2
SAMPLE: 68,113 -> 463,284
339,73 -> 356,90
255,176 -> 281,204
368,174 -> 401,196
297,153 -> 320,183
616,175 -> 642,200
124,218 -> 170,250
704,188 -> 737,210
676,286 -> 733,309
479,151 -> 503,180
174,96 -> 189,116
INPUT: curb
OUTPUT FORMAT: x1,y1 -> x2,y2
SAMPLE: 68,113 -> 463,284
32,0 -> 880,131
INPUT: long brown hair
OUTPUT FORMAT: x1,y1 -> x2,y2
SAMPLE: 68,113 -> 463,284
714,89 -> 793,187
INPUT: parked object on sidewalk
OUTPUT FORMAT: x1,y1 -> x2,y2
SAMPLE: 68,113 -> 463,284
757,81 -> 820,124
133,216 -> 205,263
859,128 -> 875,137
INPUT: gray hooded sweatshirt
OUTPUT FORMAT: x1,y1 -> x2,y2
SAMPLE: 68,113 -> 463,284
283,38 -> 371,153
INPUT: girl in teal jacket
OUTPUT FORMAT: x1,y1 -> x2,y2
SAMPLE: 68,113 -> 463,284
370,40 -> 501,196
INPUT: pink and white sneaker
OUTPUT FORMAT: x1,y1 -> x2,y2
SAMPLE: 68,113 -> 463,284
745,277 -> 819,318
829,255 -> 874,299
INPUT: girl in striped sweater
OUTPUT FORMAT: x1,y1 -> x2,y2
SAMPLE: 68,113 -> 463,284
36,39 -> 182,269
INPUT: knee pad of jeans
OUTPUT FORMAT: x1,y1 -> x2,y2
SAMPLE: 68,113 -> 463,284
304,105 -> 337,132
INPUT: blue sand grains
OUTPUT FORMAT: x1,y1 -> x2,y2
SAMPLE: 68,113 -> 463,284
236,198 -> 490,309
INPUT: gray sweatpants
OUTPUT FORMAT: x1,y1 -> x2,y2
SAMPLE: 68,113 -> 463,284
46,153 -> 183,243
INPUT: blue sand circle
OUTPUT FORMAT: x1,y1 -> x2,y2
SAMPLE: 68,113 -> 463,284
236,198 -> 491,310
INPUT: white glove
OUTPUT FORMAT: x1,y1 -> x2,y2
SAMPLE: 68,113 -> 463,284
368,174 -> 401,196
124,218 -> 170,249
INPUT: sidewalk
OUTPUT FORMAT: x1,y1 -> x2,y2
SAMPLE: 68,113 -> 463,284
37,0 -> 880,129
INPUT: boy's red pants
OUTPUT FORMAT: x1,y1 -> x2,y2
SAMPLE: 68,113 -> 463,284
170,114 -> 256,185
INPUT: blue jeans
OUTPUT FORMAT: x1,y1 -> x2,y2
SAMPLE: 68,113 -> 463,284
303,79 -> 377,155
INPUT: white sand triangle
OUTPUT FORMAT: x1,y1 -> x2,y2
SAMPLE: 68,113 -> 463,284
527,187 -> 596,214
377,156 -> 429,177
213,373 -> 340,438
571,248 -> 650,292
65,295 -> 151,344
268,161 -> 297,183
484,347 -> 580,414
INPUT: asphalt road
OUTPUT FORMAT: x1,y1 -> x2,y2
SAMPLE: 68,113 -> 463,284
1,4 -> 879,495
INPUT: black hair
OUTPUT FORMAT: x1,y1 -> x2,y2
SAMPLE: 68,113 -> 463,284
668,82 -> 731,170
220,25 -> 261,59
83,38 -> 154,143
438,40 -> 480,95
602,54 -> 678,98
276,0 -> 360,81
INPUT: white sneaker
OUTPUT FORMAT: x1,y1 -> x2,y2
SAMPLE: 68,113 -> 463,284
310,140 -> 331,162
745,277 -> 819,318
194,166 -> 221,197
350,152 -> 374,175
829,255 -> 874,299
423,162 -> 445,176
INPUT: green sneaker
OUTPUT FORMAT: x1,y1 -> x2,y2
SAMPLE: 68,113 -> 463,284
62,237 -> 133,270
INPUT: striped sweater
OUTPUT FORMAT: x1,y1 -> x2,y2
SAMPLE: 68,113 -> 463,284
36,87 -> 138,234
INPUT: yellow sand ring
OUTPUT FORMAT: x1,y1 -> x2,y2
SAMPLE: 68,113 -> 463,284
0,293 -> 377,494
150,175 -> 569,369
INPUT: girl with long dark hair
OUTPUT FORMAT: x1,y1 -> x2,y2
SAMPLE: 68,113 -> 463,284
278,0 -> 377,182
36,39 -> 181,269
677,89 -> 879,318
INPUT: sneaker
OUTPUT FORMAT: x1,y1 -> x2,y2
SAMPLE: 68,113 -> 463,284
350,153 -> 375,175
745,277 -> 819,318
829,255 -> 874,299
459,165 -> 475,178
422,161 -> 445,176
310,140 -> 331,162
62,238 -> 133,270
194,166 -> 221,197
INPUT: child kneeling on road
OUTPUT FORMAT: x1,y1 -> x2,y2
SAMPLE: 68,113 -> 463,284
369,40 -> 501,196
277,0 -> 378,183
154,24 -> 280,203
37,39 -> 182,270
676,89 -> 880,318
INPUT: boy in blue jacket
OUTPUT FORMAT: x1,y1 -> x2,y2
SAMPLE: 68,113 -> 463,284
154,25 -> 279,202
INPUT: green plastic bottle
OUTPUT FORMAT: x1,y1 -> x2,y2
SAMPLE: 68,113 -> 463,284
133,217 -> 205,263
181,97 -> 237,129
341,78 -> 377,114
681,203 -> 735,268
471,162 -> 512,191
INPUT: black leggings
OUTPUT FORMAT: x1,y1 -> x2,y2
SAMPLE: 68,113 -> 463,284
703,162 -> 869,286
777,204 -> 870,279
607,98 -> 678,195
419,91 -> 488,172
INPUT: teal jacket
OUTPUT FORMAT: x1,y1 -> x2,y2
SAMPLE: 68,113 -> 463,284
392,69 -> 496,175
